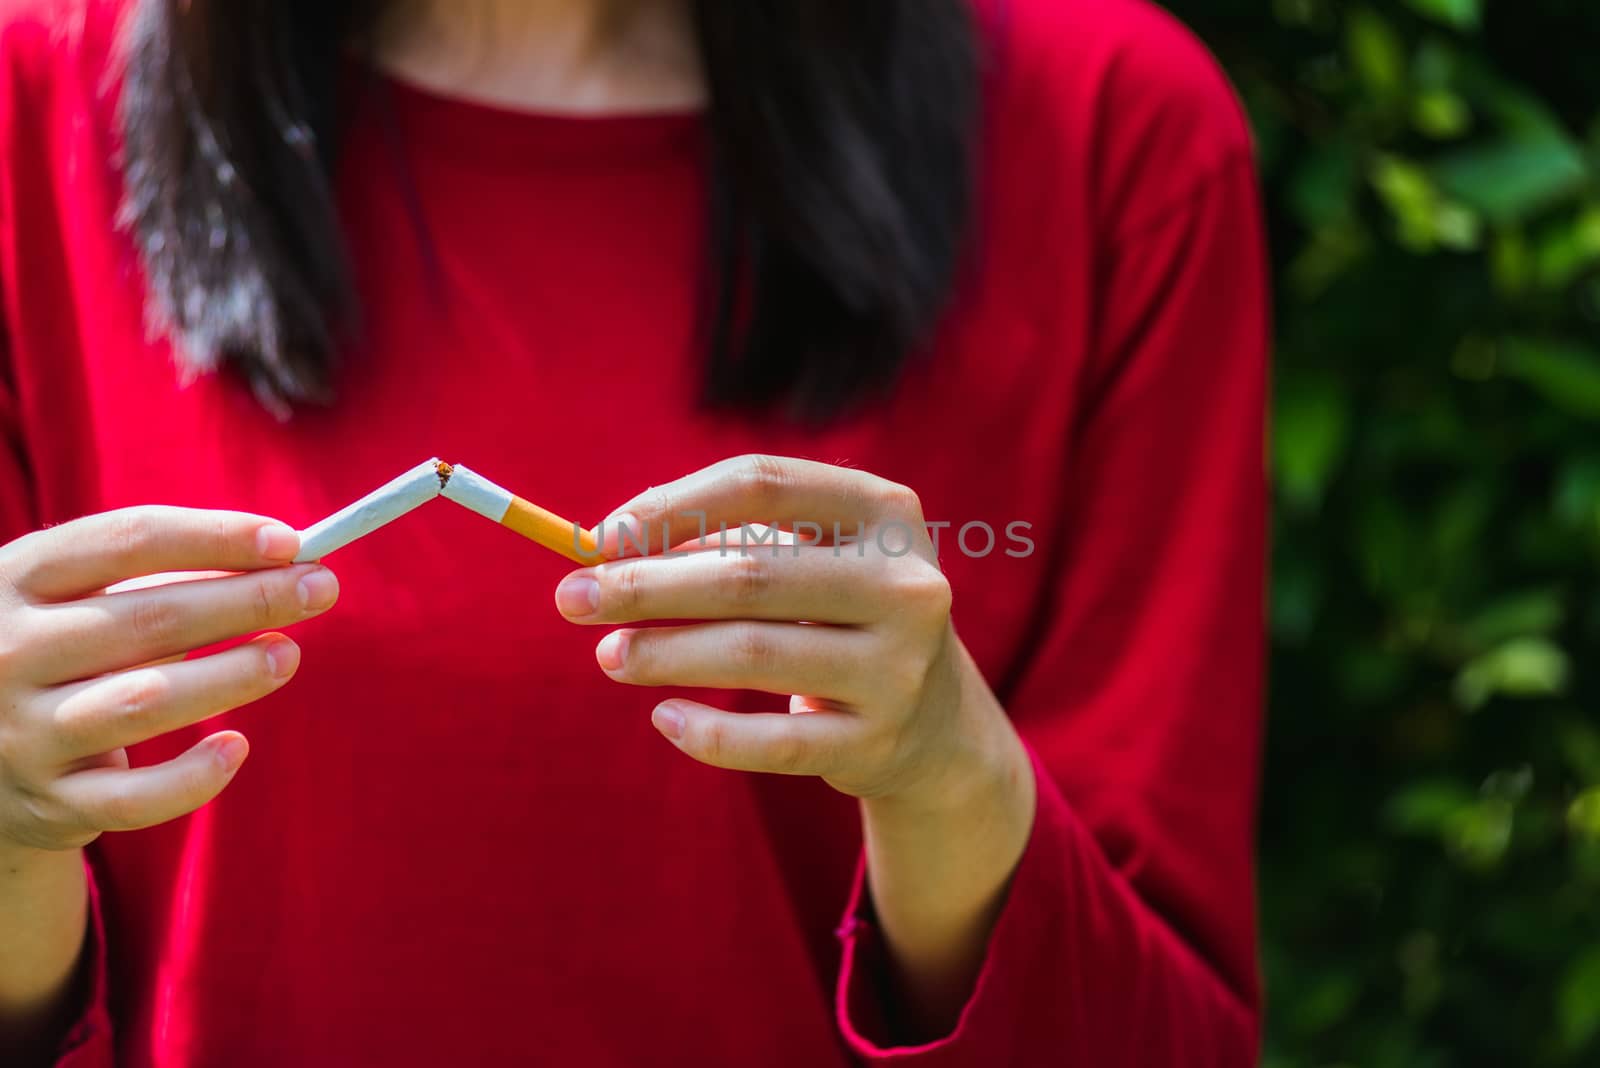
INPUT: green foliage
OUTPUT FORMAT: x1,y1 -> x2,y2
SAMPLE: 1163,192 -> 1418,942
1160,1 -> 1600,1063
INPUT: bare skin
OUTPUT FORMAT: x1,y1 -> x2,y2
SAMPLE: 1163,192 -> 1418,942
558,455 -> 1036,1039
0,510 -> 337,1060
372,0 -> 705,114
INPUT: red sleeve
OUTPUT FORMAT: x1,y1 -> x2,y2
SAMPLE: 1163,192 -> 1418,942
1,285 -> 114,1068
833,135 -> 1270,1063
1,7 -> 114,1064
49,862 -> 114,1068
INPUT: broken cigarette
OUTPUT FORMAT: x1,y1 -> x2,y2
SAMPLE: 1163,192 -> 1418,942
294,458 -> 444,562
291,457 -> 601,565
439,462 -> 603,564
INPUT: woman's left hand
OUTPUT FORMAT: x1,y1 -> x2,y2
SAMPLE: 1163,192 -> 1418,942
553,454 -> 1025,810
557,454 -> 1037,1035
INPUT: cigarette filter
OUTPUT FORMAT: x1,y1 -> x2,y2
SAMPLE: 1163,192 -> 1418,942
294,458 -> 445,562
439,463 -> 602,564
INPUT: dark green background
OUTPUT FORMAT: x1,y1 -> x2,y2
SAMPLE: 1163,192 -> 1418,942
1157,0 -> 1600,1063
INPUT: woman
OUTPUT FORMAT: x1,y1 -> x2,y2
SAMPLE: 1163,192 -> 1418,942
0,0 -> 1267,1063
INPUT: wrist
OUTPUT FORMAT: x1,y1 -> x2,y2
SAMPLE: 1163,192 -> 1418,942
868,640 -> 1035,826
0,834 -> 71,875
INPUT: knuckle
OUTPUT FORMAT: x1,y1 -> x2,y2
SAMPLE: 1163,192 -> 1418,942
621,632 -> 660,684
252,575 -> 281,628
129,594 -> 182,644
110,669 -> 171,727
0,553 -> 21,605
106,509 -> 157,560
859,742 -> 905,797
697,719 -> 728,766
765,732 -> 809,775
876,643 -> 931,700
730,624 -> 775,673
608,563 -> 646,616
207,513 -> 237,561
726,553 -> 772,607
864,721 -> 900,767
897,561 -> 953,618
178,761 -> 220,807
644,485 -> 674,528
739,454 -> 791,510
881,481 -> 924,521
91,786 -> 140,832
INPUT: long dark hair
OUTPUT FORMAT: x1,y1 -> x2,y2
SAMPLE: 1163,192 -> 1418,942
118,0 -> 981,419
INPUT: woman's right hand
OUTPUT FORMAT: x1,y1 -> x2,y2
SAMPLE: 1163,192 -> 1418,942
0,507 -> 339,856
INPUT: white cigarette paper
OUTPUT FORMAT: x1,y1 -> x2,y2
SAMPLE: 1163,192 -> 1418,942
294,458 -> 445,562
437,463 -> 514,523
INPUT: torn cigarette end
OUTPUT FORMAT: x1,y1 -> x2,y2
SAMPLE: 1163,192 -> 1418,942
440,464 -> 602,564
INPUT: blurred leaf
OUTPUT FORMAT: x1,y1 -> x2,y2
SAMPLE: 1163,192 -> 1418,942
1554,456 -> 1600,529
1482,765 -> 1534,802
1501,337 -> 1600,420
1433,135 -> 1588,224
1272,545 -> 1322,643
1432,201 -> 1482,249
1289,140 -> 1358,226
1274,371 -> 1349,511
1346,8 -> 1407,100
1561,723 -> 1600,786
1371,154 -> 1482,250
1449,797 -> 1515,869
1413,89 -> 1472,139
1454,637 -> 1572,709
1458,590 -> 1565,648
1285,972 -> 1362,1035
1568,787 -> 1600,840
1490,228 -> 1531,297
1386,780 -> 1474,834
1405,0 -> 1481,30
1532,207 -> 1600,289
1288,222 -> 1371,296
1371,155 -> 1442,249
1559,947 -> 1600,1051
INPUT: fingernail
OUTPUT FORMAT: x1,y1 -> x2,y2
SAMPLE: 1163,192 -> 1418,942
602,513 -> 640,557
556,574 -> 600,617
653,702 -> 686,741
257,523 -> 300,562
265,639 -> 300,679
297,567 -> 339,611
596,630 -> 629,672
214,735 -> 249,773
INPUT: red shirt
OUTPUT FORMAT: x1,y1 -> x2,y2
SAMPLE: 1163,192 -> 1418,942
1,0 -> 1268,1063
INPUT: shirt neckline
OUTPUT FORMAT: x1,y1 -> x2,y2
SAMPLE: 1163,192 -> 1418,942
350,63 -> 707,168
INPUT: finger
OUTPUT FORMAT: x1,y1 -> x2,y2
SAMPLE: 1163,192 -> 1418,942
650,698 -> 857,777
3,507 -> 301,602
596,622 -> 871,701
41,635 -> 300,760
53,730 -> 249,833
598,455 -> 921,557
659,524 -> 808,555
555,547 -> 901,626
105,570 -> 235,596
27,564 -> 337,683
